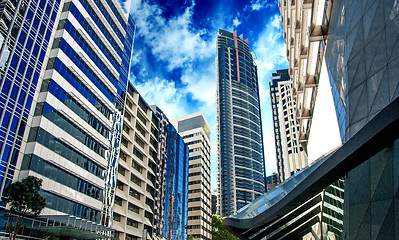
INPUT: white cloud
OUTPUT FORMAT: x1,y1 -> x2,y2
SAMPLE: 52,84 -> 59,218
247,0 -> 274,11
131,0 -> 214,71
131,78 -> 188,119
233,16 -> 241,27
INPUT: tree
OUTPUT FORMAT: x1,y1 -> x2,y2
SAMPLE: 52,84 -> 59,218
211,214 -> 239,240
3,176 -> 46,240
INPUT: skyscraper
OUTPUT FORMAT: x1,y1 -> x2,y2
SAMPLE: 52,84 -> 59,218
156,107 -> 189,240
171,112 -> 211,240
270,69 -> 307,182
16,0 -> 135,235
216,29 -> 266,216
0,0 -> 61,204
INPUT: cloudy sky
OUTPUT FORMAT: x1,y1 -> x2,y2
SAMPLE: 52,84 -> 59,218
129,0 -> 289,190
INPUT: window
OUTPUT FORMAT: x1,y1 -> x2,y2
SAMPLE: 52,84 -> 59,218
116,180 -> 124,191
114,196 -> 123,206
130,174 -> 141,186
128,202 -> 140,214
118,165 -> 126,176
113,213 -> 121,222
129,188 -> 141,200
132,160 -> 142,173
126,218 -> 138,228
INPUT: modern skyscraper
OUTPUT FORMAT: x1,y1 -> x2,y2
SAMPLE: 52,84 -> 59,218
216,29 -> 266,216
155,107 -> 189,240
270,69 -> 307,182
171,113 -> 211,240
112,83 -> 159,239
16,0 -> 135,236
0,0 -> 61,204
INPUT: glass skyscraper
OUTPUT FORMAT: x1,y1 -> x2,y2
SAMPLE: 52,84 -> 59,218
17,0 -> 135,231
0,0 -> 61,204
216,29 -> 266,216
155,107 -> 189,240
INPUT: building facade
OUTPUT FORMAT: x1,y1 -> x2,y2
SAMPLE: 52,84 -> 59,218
156,107 -> 189,240
171,113 -> 211,240
270,69 -> 307,182
112,83 -> 158,239
0,0 -> 61,204
216,29 -> 266,216
15,0 -> 135,235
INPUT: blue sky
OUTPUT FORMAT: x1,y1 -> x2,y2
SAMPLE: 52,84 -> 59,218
129,0 -> 289,190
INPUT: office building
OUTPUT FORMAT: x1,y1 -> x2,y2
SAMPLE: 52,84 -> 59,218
112,83 -> 158,239
0,0 -> 61,204
15,0 -> 135,237
265,172 -> 278,191
216,29 -> 266,216
211,192 -> 217,215
270,69 -> 307,182
155,107 -> 189,240
171,113 -> 211,240
224,0 -> 399,239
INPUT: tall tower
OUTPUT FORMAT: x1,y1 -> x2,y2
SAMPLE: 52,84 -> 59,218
155,107 -> 189,240
18,0 -> 135,232
269,69 -> 307,182
0,0 -> 61,203
216,30 -> 266,216
171,113 -> 211,240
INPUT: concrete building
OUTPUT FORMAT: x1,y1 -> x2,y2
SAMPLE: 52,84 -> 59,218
0,0 -> 61,204
112,83 -> 158,239
216,29 -> 266,217
155,106 -> 189,240
224,0 -> 399,239
13,0 -> 135,237
270,69 -> 307,182
171,113 -> 211,240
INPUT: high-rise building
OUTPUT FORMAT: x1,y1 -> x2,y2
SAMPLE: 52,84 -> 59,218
265,173 -> 279,191
0,0 -> 61,204
112,83 -> 159,239
216,29 -> 266,216
16,0 -> 135,236
270,69 -> 307,182
211,191 -> 217,215
155,107 -> 189,240
171,113 -> 211,240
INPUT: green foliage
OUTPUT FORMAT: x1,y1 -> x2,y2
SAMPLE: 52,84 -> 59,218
3,176 -> 46,240
4,176 -> 46,215
211,214 -> 239,240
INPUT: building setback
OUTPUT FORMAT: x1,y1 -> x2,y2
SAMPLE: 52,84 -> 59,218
156,107 -> 189,240
112,83 -> 158,239
216,29 -> 266,216
0,0 -> 61,204
14,0 -> 135,236
171,113 -> 211,240
269,69 -> 307,182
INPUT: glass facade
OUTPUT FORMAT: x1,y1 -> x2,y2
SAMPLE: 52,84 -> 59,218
163,120 -> 189,240
19,0 -> 135,227
216,29 -> 266,216
0,0 -> 61,205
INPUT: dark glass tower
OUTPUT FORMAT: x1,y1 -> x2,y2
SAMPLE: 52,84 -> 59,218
216,29 -> 266,216
0,0 -> 61,203
154,107 -> 189,240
